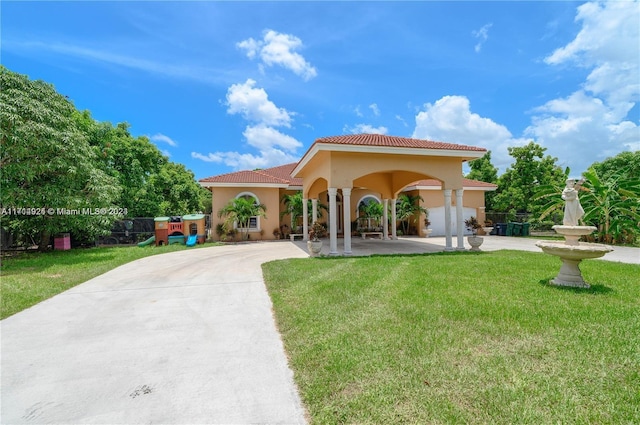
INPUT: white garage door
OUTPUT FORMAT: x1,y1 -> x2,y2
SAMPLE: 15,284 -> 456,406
429,206 -> 477,236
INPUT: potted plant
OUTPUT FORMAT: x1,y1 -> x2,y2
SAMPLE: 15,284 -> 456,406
482,219 -> 494,236
464,216 -> 484,251
307,221 -> 326,256
422,216 -> 432,238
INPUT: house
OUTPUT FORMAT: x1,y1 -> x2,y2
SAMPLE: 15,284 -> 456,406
199,134 -> 497,254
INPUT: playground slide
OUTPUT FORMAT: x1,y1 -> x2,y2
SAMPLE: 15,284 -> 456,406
186,234 -> 197,247
137,236 -> 155,247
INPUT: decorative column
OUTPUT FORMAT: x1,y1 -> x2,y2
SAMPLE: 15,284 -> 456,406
383,199 -> 389,240
444,189 -> 453,251
328,187 -> 339,256
312,198 -> 318,224
302,197 -> 309,241
391,198 -> 397,240
456,189 -> 464,250
476,207 -> 489,236
342,188 -> 352,255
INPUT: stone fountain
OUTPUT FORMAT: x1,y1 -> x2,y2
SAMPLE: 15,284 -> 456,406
536,179 -> 613,288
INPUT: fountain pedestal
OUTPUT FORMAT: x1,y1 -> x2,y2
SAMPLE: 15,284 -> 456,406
536,225 -> 613,288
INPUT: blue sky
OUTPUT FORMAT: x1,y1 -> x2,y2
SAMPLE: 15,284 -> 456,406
3,1 -> 638,180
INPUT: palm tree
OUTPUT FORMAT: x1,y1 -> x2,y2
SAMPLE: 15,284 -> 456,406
536,168 -> 640,244
580,168 -> 640,244
218,196 -> 267,241
396,194 -> 428,235
280,192 -> 327,231
358,199 -> 384,230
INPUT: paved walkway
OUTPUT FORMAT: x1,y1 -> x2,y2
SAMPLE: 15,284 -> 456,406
2,243 -> 310,425
2,237 -> 637,424
294,235 -> 640,264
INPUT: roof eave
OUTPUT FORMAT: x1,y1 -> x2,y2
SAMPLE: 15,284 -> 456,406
292,142 -> 486,178
199,182 -> 289,189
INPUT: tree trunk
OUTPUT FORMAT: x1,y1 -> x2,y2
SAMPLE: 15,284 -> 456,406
39,230 -> 51,252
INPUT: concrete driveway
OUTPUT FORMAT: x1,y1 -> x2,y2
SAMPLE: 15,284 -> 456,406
2,243 -> 310,425
2,236 -> 637,424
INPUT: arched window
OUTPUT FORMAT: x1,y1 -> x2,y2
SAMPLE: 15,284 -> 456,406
234,192 -> 261,231
357,195 -> 383,230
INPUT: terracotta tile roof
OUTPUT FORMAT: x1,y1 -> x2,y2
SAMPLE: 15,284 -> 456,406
258,163 -> 303,186
313,134 -> 486,152
412,178 -> 497,189
201,163 -> 496,190
199,163 -> 301,185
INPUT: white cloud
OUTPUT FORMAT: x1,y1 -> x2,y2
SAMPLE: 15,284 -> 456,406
236,37 -> 260,59
344,123 -> 388,135
545,1 -> 639,112
525,90 -> 639,171
243,124 -> 302,152
4,40 -> 232,86
412,95 -> 522,171
396,115 -> 408,127
369,103 -> 380,116
196,82 -> 303,170
150,133 -> 178,147
191,148 -> 298,170
528,0 -> 640,172
237,29 -> 317,81
354,105 -> 363,117
226,79 -> 292,127
472,23 -> 493,53
191,152 -> 223,163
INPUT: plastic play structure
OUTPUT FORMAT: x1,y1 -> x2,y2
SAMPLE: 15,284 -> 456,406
137,214 -> 206,247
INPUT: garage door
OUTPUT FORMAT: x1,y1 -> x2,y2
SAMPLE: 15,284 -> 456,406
429,206 -> 477,237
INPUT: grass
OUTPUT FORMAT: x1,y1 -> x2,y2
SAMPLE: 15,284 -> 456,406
0,243 -> 217,319
263,250 -> 640,424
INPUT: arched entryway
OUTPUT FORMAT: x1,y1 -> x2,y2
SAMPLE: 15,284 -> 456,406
293,134 -> 486,255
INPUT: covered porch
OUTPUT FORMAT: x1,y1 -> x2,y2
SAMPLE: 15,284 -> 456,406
291,134 -> 486,256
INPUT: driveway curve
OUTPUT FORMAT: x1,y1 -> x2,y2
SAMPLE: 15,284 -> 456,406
2,242 -> 309,425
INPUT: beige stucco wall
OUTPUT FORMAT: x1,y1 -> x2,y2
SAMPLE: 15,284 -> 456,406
209,187 -> 282,240
207,185 -> 490,239
298,151 -> 465,196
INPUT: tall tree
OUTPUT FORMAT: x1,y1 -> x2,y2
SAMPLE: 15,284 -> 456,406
493,142 -> 566,218
590,151 -> 640,182
150,161 -> 210,216
466,151 -> 498,210
1,67 -> 119,250
75,110 -> 210,217
579,168 -> 640,244
466,151 -> 498,183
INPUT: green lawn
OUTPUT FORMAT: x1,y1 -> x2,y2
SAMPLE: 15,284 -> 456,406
0,243 -> 216,319
263,251 -> 640,424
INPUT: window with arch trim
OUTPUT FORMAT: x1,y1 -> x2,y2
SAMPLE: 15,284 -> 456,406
235,192 -> 261,231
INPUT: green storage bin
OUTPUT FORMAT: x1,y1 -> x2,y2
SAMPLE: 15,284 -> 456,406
506,222 -> 514,236
522,222 -> 530,236
513,223 -> 523,236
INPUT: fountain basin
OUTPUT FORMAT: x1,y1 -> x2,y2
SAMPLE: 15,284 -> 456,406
536,241 -> 613,288
536,241 -> 613,260
552,225 -> 597,246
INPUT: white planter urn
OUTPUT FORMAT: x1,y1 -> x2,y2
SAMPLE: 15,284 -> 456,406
467,235 -> 484,251
423,228 -> 433,238
307,240 -> 323,257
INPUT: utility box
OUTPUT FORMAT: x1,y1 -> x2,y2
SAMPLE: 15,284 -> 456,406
54,233 -> 71,250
